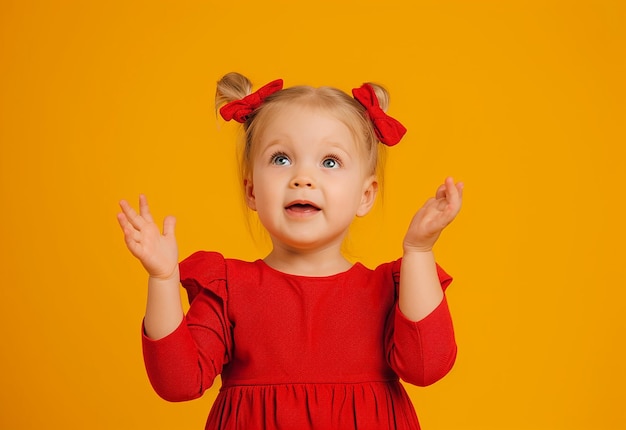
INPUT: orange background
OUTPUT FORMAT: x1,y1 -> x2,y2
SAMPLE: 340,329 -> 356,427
1,1 -> 625,429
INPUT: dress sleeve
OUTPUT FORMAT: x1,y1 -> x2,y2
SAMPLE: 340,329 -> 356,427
386,259 -> 457,387
141,251 -> 232,402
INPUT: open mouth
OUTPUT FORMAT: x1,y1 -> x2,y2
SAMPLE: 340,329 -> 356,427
285,202 -> 321,214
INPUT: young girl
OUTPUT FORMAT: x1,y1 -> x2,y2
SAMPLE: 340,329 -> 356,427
117,72 -> 463,430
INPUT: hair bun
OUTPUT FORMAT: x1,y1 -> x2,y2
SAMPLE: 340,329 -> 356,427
364,83 -> 390,112
215,72 -> 253,113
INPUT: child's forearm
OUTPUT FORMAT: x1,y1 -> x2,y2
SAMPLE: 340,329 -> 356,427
398,250 -> 444,321
144,266 -> 184,340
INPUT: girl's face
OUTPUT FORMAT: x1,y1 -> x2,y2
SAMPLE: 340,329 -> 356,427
244,104 -> 378,253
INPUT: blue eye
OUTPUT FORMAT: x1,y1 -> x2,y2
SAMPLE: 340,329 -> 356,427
271,153 -> 291,166
322,157 -> 340,169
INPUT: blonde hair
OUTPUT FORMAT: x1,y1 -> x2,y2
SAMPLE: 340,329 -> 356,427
215,72 -> 392,182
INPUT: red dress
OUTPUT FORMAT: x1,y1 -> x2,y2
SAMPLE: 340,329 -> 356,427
142,251 -> 456,429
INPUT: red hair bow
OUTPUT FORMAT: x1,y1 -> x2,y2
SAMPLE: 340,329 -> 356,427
219,79 -> 284,123
352,84 -> 406,146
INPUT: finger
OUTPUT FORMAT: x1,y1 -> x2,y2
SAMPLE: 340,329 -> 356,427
428,178 -> 459,217
122,233 -> 143,258
443,177 -> 461,203
456,181 -> 464,199
116,212 -> 130,232
435,180 -> 455,202
117,212 -> 143,244
435,183 -> 447,200
443,179 -> 463,218
119,199 -> 146,230
162,215 -> 176,238
117,216 -> 142,255
139,194 -> 154,224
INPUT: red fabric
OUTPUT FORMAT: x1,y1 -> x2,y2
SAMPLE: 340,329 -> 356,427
142,252 -> 456,430
352,84 -> 407,146
219,79 -> 284,123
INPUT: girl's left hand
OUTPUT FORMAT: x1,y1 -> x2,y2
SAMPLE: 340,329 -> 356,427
403,177 -> 463,253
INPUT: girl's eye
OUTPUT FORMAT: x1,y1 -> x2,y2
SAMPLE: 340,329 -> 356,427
271,153 -> 291,166
322,157 -> 340,169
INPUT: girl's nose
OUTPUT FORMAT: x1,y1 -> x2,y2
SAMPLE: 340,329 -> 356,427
289,175 -> 315,188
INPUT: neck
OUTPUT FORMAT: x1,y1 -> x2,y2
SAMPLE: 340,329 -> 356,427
263,243 -> 352,277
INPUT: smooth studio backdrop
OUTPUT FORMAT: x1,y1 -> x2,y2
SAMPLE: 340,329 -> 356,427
1,1 -> 624,429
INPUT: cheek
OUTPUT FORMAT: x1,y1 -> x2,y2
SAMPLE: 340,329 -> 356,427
250,174 -> 283,208
328,179 -> 363,207
253,172 -> 274,194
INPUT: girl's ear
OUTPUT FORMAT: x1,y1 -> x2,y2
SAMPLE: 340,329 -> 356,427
244,178 -> 257,211
356,175 -> 378,217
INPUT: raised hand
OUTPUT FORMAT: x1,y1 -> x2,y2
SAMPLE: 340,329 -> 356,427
403,177 -> 463,253
117,195 -> 179,280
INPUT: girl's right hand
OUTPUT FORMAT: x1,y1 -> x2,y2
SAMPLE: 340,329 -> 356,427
117,195 -> 179,280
